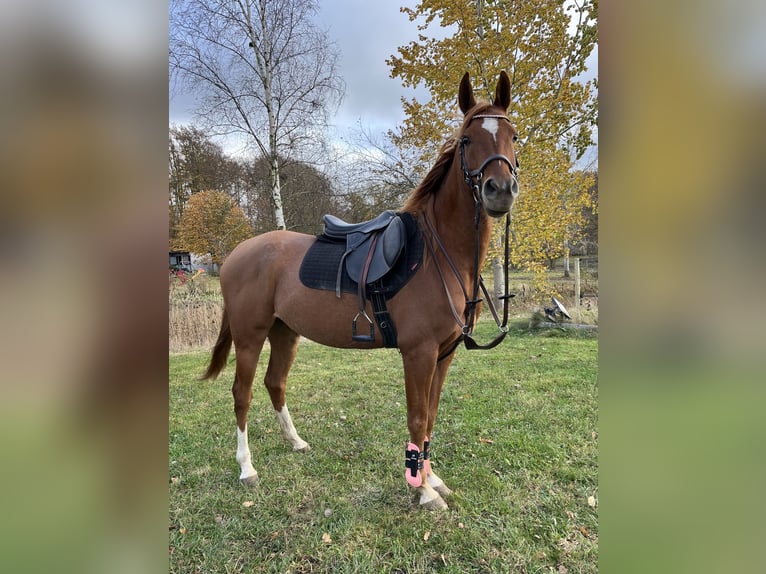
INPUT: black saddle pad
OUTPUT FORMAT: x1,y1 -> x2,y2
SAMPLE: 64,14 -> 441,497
299,212 -> 423,299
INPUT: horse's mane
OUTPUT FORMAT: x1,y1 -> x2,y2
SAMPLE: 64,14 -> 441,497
402,103 -> 494,214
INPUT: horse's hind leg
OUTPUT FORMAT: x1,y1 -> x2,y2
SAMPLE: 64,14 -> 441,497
232,340 -> 266,485
265,319 -> 309,452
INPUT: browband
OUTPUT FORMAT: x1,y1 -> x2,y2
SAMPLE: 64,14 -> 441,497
470,114 -> 512,122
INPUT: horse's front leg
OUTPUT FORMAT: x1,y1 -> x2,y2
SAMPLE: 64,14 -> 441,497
424,351 -> 456,498
401,348 -> 448,510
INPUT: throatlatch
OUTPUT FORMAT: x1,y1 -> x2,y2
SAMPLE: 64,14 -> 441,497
405,442 -> 424,487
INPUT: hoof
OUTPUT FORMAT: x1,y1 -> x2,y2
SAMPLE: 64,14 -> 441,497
240,473 -> 259,486
417,486 -> 448,510
293,442 -> 310,452
434,483 -> 453,498
420,494 -> 448,511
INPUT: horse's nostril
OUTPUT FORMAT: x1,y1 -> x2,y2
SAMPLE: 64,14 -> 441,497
484,178 -> 500,197
486,178 -> 513,195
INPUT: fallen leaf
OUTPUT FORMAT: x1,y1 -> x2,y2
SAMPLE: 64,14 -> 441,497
479,437 -> 494,444
322,533 -> 332,544
579,526 -> 590,538
179,527 -> 187,535
170,477 -> 179,485
458,522 -> 465,529
242,500 -> 254,507
270,531 -> 280,540
587,495 -> 596,508
423,530 -> 431,541
558,565 -> 568,574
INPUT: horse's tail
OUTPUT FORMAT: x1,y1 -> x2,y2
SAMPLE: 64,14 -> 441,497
200,306 -> 232,381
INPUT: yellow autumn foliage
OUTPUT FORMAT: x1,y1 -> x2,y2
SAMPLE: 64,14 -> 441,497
388,0 -> 598,287
175,190 -> 253,265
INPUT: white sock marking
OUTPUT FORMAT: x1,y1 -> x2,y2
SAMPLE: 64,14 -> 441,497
427,471 -> 445,489
276,405 -> 309,451
236,426 -> 258,480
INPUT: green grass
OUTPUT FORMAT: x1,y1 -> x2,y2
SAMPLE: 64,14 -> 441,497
170,326 -> 597,573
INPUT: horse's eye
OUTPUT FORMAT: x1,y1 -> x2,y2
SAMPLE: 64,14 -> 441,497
512,134 -> 518,143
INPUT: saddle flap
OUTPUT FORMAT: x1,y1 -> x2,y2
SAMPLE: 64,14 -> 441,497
345,216 -> 406,284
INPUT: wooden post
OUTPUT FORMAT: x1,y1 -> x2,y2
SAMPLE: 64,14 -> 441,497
492,257 -> 504,308
574,257 -> 581,321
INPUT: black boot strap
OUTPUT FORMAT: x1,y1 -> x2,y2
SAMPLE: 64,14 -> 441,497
405,447 -> 424,478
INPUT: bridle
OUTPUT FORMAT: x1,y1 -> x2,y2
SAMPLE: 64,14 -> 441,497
422,113 -> 519,360
458,114 -> 518,202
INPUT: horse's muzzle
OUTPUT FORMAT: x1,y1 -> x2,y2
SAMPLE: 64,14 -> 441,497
481,175 -> 518,217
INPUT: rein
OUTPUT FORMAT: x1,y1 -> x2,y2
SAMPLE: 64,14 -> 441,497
422,114 -> 517,359
422,210 -> 511,361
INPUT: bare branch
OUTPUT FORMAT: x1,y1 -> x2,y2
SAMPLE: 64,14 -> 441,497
170,0 -> 345,230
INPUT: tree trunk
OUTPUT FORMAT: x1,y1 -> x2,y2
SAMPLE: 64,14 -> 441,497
268,152 -> 286,230
258,0 -> 286,231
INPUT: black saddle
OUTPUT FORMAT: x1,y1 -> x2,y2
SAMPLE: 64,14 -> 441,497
323,210 -> 398,238
299,211 -> 423,347
322,210 -> 406,287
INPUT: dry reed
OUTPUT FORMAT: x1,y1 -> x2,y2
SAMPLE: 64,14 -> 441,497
169,271 -> 224,352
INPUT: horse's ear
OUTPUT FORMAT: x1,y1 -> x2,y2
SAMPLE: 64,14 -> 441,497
494,70 -> 511,111
458,72 -> 476,114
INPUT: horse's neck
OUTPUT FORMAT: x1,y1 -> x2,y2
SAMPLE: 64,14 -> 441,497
429,163 -> 492,276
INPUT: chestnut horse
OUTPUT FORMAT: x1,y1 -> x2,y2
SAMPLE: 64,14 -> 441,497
202,71 -> 519,510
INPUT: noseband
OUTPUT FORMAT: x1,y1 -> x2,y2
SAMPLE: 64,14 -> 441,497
459,114 -> 518,201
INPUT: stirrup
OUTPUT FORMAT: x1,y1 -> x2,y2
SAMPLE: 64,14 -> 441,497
351,310 -> 375,342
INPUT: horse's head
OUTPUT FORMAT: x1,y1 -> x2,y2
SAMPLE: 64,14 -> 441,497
458,71 -> 519,218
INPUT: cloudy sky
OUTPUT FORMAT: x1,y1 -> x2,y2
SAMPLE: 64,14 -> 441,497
169,1 -> 598,157
169,2 -> 426,143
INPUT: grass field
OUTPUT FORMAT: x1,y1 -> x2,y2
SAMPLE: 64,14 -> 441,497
169,326 -> 597,573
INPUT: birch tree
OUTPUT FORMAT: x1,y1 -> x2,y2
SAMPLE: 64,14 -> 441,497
170,0 -> 344,230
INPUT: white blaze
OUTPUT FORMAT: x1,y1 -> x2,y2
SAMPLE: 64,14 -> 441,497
481,117 -> 499,143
